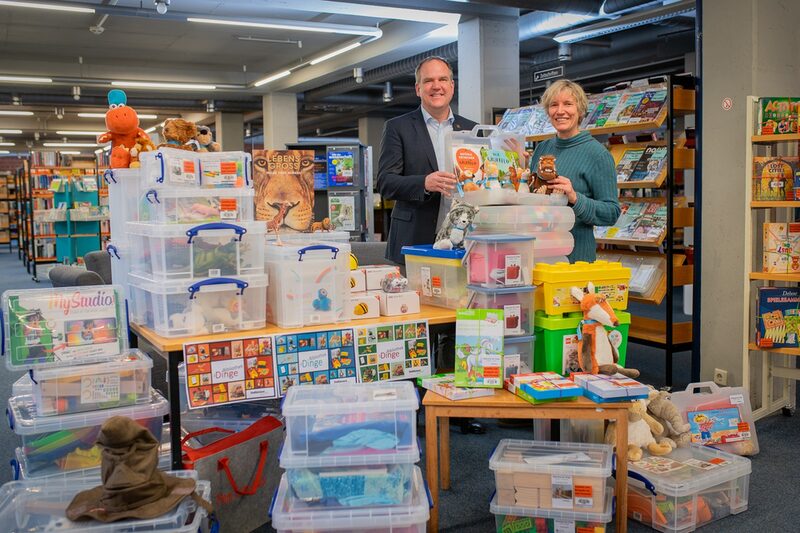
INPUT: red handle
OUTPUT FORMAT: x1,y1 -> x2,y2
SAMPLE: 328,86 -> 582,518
181,427 -> 236,450
217,440 -> 269,496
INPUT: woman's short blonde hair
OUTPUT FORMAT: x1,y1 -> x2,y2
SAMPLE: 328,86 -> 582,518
541,79 -> 589,119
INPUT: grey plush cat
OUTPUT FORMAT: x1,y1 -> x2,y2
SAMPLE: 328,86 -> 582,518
433,199 -> 479,250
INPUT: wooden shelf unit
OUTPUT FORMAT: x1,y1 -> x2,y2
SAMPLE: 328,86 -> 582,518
751,201 -> 800,208
751,133 -> 800,143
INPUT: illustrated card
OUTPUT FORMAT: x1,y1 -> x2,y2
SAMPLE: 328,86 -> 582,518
356,320 -> 430,383
687,407 -> 753,446
274,328 -> 357,395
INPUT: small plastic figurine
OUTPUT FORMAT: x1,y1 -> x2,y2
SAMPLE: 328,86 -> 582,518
381,272 -> 408,293
312,288 -> 332,311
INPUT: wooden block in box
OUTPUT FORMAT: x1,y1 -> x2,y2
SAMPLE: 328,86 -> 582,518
371,290 -> 421,316
349,269 -> 366,292
362,265 -> 401,291
514,487 -> 540,507
513,472 -> 551,489
495,472 -> 514,490
348,293 -> 380,320
497,489 -> 516,506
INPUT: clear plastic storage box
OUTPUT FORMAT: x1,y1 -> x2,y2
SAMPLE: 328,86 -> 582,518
503,335 -> 535,378
127,220 -> 266,281
6,390 -> 168,477
2,285 -> 128,370
489,439 -> 613,513
465,234 -> 535,288
105,241 -> 131,300
139,186 -> 255,224
139,147 -> 201,188
31,349 -> 152,417
473,205 -> 575,233
627,445 -> 751,533
402,245 -> 468,309
266,230 -> 352,243
102,167 -> 140,241
265,241 -> 350,328
271,465 -> 429,533
282,381 -> 418,460
491,490 -> 614,533
200,151 -> 252,188
467,285 -> 535,337
0,470 -> 209,533
128,272 -> 268,337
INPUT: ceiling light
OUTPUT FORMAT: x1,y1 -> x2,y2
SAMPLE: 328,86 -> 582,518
55,107 -> 64,120
0,1 -> 94,14
144,126 -> 158,134
382,82 -> 393,103
0,150 -> 10,155
11,95 -> 20,105
59,151 -> 81,155
188,17 -> 382,38
43,142 -> 98,147
0,75 -> 52,84
154,0 -> 169,15
0,129 -> 22,134
0,110 -> 33,116
111,81 -> 216,90
72,86 -> 81,101
310,42 -> 362,66
0,142 -> 14,146
56,131 -> 104,136
253,70 -> 291,88
245,124 -> 251,137
78,112 -> 158,119
206,101 -> 215,113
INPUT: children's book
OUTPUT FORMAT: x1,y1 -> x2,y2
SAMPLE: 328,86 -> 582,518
252,149 -> 315,233
628,145 -> 668,182
758,97 -> 800,135
605,92 -> 645,126
615,148 -> 646,182
589,93 -> 623,128
524,105 -> 555,136
579,95 -> 603,129
629,89 -> 668,123
756,287 -> 800,348
455,308 -> 504,388
418,373 -> 495,400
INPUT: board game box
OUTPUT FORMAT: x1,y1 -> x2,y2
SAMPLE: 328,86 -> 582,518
758,97 -> 800,135
756,287 -> 800,348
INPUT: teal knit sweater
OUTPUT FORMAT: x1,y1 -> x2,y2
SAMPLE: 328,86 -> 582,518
531,131 -> 621,262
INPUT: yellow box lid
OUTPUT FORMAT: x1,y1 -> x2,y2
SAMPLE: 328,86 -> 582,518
532,260 -> 631,284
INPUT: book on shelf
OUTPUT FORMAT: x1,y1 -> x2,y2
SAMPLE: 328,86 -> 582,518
629,88 -> 668,123
588,92 -> 623,128
628,145 -> 668,182
595,201 -> 666,242
615,147 -> 646,182
605,91 -> 645,126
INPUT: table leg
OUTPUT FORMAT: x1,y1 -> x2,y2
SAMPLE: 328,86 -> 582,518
425,407 -> 439,533
167,350 -> 183,470
615,412 -> 629,533
439,416 -> 450,490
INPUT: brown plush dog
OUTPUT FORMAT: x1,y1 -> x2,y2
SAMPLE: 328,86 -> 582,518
195,125 -> 221,152
531,154 -> 560,194
158,118 -> 198,151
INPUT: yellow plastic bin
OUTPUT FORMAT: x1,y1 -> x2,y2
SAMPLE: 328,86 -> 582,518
401,245 -> 468,309
532,261 -> 631,315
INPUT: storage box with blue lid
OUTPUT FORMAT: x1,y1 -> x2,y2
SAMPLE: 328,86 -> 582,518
402,245 -> 468,309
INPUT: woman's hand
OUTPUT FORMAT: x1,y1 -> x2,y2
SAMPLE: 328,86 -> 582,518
548,176 -> 578,204
503,138 -> 530,166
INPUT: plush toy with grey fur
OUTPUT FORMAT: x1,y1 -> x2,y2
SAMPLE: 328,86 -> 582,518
433,199 -> 479,250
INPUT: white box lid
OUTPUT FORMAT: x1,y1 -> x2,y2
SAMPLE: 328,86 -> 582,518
282,381 -> 419,417
30,349 -> 152,381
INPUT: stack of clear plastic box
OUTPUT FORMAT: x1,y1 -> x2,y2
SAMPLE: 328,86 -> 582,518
271,381 -> 430,532
2,285 -> 169,481
122,148 -> 270,338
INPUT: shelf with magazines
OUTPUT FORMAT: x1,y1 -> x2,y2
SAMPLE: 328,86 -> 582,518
744,95 -> 800,420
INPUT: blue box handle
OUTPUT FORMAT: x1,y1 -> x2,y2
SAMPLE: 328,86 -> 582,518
423,477 -> 433,509
156,151 -> 165,183
107,244 -> 120,260
244,153 -> 252,187
0,311 -> 5,356
297,244 -> 339,262
6,407 -> 14,432
188,277 -> 248,299
612,453 -> 656,495
9,459 -> 19,481
102,168 -> 116,185
186,222 -> 247,244
268,485 -> 279,518
145,189 -> 160,204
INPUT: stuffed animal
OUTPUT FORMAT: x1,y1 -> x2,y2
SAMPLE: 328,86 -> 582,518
97,89 -> 153,169
169,306 -> 208,334
531,154 -> 562,195
482,161 -> 501,189
195,125 -> 221,152
433,199 -> 479,250
158,118 -> 198,151
647,388 -> 692,449
129,136 -> 157,168
309,217 -> 332,232
570,282 -> 639,378
606,398 -> 674,461
381,272 -> 408,293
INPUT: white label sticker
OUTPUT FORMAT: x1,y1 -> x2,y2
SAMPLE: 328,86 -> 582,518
169,159 -> 197,184
420,266 -> 433,297
503,304 -> 522,335
202,160 -> 238,187
730,394 -> 745,405
504,254 -> 522,286
81,373 -> 121,404
553,519 -> 574,533
551,473 -> 574,509
212,323 -> 225,333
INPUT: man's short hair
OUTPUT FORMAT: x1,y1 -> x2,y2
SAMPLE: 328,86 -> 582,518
415,56 -> 454,84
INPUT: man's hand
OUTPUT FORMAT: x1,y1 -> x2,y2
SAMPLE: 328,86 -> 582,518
425,171 -> 457,196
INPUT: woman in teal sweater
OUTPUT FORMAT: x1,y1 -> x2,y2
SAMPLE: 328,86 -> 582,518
526,80 -> 620,263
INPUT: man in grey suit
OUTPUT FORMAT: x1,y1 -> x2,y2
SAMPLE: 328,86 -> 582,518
377,56 -> 478,265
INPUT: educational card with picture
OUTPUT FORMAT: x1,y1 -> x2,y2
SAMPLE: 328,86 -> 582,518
274,328 -> 357,395
356,320 -> 430,383
183,336 -> 278,409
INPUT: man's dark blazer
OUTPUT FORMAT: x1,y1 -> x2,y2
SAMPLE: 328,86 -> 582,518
377,107 -> 477,264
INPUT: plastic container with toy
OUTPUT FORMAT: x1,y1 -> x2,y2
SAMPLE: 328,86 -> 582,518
472,206 -> 575,234
467,285 -> 535,337
2,285 -> 128,371
402,245 -> 468,309
265,240 -> 350,328
627,445 -> 751,533
127,220 -> 266,281
465,234 -> 535,288
532,261 -> 631,315
30,349 -> 152,417
503,335 -> 535,379
139,147 -> 201,188
490,489 -> 614,533
534,310 -> 630,375
270,465 -> 429,533
6,390 -> 168,477
199,150 -> 252,188
127,273 -> 268,337
489,439 -> 613,513
139,186 -> 255,224
281,381 -> 418,461
669,382 -> 759,456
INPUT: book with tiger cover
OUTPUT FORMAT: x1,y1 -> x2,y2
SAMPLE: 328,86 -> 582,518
252,149 -> 315,233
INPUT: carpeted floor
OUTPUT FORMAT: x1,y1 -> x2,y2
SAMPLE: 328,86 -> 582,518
0,249 -> 796,532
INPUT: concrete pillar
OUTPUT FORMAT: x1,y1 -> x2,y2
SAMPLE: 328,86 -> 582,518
702,0 -> 800,385
214,112 -> 244,152
358,116 -> 385,154
262,93 -> 298,149
457,16 -> 520,125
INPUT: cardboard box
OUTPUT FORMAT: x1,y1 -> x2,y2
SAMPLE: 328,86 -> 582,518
763,222 -> 800,273
347,292 -> 380,320
362,265 -> 401,291
369,290 -> 420,316
349,269 -> 366,293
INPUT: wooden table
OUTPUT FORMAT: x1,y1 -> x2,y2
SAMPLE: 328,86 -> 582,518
129,305 -> 457,469
423,390 -> 631,533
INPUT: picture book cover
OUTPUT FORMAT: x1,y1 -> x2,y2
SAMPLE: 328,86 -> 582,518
579,95 -> 603,129
356,320 -> 430,383
498,106 -> 534,134
183,335 -> 279,408
451,144 -> 484,186
455,308 -> 504,388
524,105 -> 556,136
274,328 -> 357,395
628,145 -> 668,182
572,373 -> 649,400
687,407 -> 754,446
752,156 -> 800,201
252,149 -> 315,233
327,149 -> 355,187
756,287 -> 800,348
590,93 -> 623,128
4,286 -> 125,368
417,373 -> 495,400
629,89 -> 668,123
758,97 -> 800,135
615,148 -> 646,182
328,194 -> 356,231
605,92 -> 644,126
519,373 -> 582,400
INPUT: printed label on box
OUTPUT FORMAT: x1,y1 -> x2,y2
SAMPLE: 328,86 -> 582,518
420,266 -> 433,297
275,328 -> 357,394
562,333 -> 581,375
202,159 -> 241,187
505,254 -> 522,285
81,373 -> 121,404
631,456 -> 687,475
551,474 -> 574,509
503,304 -> 522,335
219,198 -> 238,220
554,520 -> 575,533
169,159 -> 197,184
683,458 -> 722,470
573,484 -> 594,509
688,407 -> 751,445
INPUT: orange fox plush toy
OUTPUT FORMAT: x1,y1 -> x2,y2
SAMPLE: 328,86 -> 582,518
97,89 -> 153,169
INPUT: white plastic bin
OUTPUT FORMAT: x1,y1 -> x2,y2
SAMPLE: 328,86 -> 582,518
139,186 -> 255,224
271,465 -> 429,533
489,439 -> 613,513
127,273 -> 268,337
266,230 -> 352,243
265,241 -> 350,328
627,445 -> 751,533
465,234 -> 535,288
402,245 -> 468,309
139,147 -> 201,188
200,150 -> 252,188
102,167 -> 141,241
6,390 -> 168,478
127,220 -> 266,281
282,381 -> 418,460
473,205 -> 575,234
491,490 -> 614,533
105,241 -> 131,299
11,373 -> 32,397
31,349 -> 152,417
467,285 -> 535,337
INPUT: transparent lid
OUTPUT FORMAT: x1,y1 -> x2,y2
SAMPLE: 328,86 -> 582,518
504,335 -> 534,346
271,465 -> 429,531
282,381 -> 418,417
266,231 -> 351,243
102,167 -> 140,184
126,220 -> 266,238
127,272 -> 268,294
280,438 -> 420,469
0,470 -> 209,532
401,245 -> 466,259
467,284 -> 535,295
628,444 -> 751,496
142,186 -> 254,199
30,349 -> 152,381
7,389 -> 168,435
465,233 -> 536,243
490,488 -> 614,522
489,439 -> 613,477
265,240 -> 346,260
